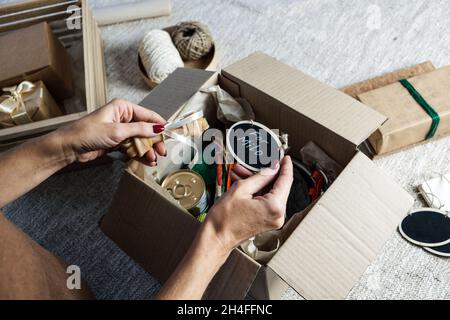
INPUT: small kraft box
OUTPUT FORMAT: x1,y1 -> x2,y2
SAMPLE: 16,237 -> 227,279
101,53 -> 415,300
0,0 -> 106,148
0,21 -> 73,101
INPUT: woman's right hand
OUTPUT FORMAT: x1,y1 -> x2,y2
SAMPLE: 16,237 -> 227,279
230,163 -> 255,181
203,156 -> 293,253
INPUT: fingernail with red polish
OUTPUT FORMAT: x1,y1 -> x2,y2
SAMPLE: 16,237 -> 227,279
153,124 -> 165,134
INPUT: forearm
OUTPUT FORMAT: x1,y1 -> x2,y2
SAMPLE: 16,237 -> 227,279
0,131 -> 70,207
156,222 -> 231,300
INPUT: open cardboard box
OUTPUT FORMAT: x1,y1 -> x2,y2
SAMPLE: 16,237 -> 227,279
0,0 -> 106,148
101,53 -> 415,299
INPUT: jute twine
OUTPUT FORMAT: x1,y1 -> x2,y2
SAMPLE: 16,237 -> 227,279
171,21 -> 214,61
138,29 -> 184,84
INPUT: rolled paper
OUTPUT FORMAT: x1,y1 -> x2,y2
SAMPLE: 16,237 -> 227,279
121,117 -> 209,159
93,0 -> 172,26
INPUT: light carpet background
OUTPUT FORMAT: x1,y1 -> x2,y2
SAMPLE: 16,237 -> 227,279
2,0 -> 450,299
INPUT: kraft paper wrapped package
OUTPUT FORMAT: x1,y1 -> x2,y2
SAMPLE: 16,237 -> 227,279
357,65 -> 450,155
0,81 -> 62,128
341,61 -> 435,99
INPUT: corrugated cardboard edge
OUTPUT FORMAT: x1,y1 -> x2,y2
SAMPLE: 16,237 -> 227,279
222,52 -> 387,147
267,152 -> 414,299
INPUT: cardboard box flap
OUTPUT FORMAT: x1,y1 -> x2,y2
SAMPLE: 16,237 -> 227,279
139,68 -> 216,119
222,52 -> 387,146
101,170 -> 260,300
267,152 -> 414,299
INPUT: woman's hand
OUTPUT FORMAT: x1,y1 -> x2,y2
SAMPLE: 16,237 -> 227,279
157,156 -> 293,300
204,156 -> 293,253
58,99 -> 167,166
230,163 -> 254,181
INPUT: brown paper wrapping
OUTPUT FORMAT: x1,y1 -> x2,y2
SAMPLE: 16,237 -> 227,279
0,80 -> 62,128
357,66 -> 450,155
341,61 -> 435,99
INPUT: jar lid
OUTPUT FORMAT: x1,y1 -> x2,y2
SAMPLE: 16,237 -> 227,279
226,121 -> 284,172
162,170 -> 206,210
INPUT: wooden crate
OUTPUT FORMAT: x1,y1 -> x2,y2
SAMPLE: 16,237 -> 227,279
0,0 -> 107,146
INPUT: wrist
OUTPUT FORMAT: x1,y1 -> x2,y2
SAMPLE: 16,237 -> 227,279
34,129 -> 75,169
198,219 -> 233,262
52,126 -> 78,165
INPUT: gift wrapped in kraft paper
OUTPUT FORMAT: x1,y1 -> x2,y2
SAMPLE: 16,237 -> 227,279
357,65 -> 450,155
0,81 -> 62,128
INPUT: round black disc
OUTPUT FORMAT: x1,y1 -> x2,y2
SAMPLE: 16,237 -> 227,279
227,122 -> 281,171
424,243 -> 450,257
398,209 -> 450,247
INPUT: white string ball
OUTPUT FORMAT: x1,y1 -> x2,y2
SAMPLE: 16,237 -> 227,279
171,21 -> 214,61
138,29 -> 184,84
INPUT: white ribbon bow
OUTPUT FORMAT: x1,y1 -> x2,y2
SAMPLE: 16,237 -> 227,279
163,110 -> 204,167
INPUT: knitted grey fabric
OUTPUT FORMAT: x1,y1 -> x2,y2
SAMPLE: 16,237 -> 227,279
1,0 -> 450,300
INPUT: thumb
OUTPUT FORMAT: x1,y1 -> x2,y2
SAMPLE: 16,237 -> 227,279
115,122 -> 165,140
235,161 -> 280,195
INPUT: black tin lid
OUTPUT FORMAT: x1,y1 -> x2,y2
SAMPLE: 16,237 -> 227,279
226,121 -> 284,172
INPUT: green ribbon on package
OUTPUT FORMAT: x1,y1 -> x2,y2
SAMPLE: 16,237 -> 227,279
0,81 -> 36,127
399,78 -> 440,140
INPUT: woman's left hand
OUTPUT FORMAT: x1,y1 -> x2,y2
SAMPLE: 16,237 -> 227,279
58,98 -> 167,166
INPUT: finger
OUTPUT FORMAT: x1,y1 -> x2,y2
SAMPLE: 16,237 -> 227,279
145,148 -> 157,163
136,156 -> 153,167
153,141 -> 167,157
129,103 -> 166,124
115,122 -> 165,141
233,164 -> 254,179
230,171 -> 242,182
267,156 -> 293,203
236,163 -> 280,195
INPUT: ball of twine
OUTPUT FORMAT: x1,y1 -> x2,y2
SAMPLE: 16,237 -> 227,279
171,21 -> 214,61
138,29 -> 184,84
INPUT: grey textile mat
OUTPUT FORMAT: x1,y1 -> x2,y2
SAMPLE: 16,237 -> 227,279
1,0 -> 450,299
